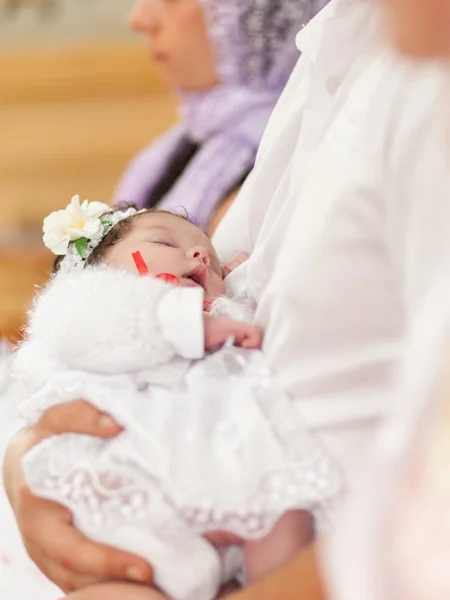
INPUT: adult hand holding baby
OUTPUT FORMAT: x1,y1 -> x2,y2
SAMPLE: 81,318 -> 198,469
64,580 -> 240,599
65,582 -> 166,600
4,399 -> 242,597
3,400 -> 153,593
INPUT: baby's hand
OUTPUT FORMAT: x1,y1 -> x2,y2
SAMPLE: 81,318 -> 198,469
204,315 -> 262,351
222,253 -> 249,278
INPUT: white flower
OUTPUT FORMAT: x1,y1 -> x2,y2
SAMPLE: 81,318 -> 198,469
43,195 -> 112,255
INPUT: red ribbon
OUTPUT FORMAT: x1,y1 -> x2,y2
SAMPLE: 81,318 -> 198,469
132,251 -> 149,276
156,273 -> 180,286
133,255 -> 210,308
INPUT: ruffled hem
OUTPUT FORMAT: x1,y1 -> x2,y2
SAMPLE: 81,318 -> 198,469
22,346 -> 344,540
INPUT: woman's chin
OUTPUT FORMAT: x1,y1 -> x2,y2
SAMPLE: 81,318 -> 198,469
391,30 -> 450,58
154,66 -> 219,93
384,7 -> 450,59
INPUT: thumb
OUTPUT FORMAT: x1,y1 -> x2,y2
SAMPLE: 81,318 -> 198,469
37,400 -> 121,439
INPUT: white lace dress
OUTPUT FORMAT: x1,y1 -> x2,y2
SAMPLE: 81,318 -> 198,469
0,341 -> 62,600
15,267 -> 342,600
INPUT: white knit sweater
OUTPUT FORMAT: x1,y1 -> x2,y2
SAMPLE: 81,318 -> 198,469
14,267 -> 205,397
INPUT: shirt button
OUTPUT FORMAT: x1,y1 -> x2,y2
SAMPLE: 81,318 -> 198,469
326,76 -> 341,94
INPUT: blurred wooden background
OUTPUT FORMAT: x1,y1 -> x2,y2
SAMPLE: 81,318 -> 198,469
0,43 -> 177,340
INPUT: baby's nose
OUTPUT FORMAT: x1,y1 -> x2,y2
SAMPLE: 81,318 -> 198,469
187,246 -> 210,266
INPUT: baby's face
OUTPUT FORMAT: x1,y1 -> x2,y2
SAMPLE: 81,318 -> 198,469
105,212 -> 226,300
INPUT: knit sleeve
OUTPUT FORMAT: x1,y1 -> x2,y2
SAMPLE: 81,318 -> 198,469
16,267 -> 205,386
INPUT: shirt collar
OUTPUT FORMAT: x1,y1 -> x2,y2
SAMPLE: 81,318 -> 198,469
296,0 -> 372,61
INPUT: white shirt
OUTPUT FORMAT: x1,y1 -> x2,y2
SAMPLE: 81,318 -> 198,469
214,0 -> 450,486
325,261 -> 450,600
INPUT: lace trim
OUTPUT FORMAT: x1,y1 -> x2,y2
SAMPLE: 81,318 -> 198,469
23,349 -> 343,539
24,431 -> 339,541
23,435 -> 192,543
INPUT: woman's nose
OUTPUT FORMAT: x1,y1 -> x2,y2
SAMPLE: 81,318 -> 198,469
187,246 -> 210,266
127,0 -> 162,35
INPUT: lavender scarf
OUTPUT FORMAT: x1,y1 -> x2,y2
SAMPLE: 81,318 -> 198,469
114,0 -> 329,229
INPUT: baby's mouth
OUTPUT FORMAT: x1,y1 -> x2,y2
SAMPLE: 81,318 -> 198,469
185,264 -> 207,291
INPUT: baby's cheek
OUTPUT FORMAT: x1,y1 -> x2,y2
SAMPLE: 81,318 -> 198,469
104,251 -> 138,274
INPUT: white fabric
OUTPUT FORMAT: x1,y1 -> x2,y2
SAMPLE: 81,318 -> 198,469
4,1 -> 450,597
325,264 -> 450,600
0,379 -> 62,600
213,0 -> 450,489
20,349 -> 340,599
0,340 -> 12,395
14,267 -> 205,399
157,286 -> 205,360
213,0 -> 381,262
214,0 -> 394,485
16,269 -> 342,600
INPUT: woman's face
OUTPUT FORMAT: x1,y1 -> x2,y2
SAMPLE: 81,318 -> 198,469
128,0 -> 219,90
382,0 -> 450,58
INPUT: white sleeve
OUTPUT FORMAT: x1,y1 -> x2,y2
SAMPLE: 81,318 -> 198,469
212,171 -> 254,264
16,267 -> 205,386
255,63 -> 450,490
384,68 -> 450,318
213,56 -> 309,265
157,285 -> 204,359
323,276 -> 450,600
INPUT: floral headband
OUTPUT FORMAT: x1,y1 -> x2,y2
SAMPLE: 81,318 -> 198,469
43,196 -> 213,311
43,195 -> 144,273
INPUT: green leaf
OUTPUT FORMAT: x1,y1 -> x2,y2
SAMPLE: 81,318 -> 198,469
101,220 -> 113,227
74,237 -> 89,257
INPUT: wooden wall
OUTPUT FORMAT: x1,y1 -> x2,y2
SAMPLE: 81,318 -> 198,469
0,44 -> 176,339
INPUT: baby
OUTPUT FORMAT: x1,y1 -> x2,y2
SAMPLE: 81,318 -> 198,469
15,197 -> 341,600
50,198 -> 258,353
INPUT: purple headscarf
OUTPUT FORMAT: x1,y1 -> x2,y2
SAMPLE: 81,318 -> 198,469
114,0 -> 328,229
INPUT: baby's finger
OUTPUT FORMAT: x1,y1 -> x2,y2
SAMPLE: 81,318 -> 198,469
37,400 -> 121,439
227,259 -> 240,271
233,253 -> 249,265
237,327 -> 262,350
222,265 -> 233,278
222,254 -> 246,278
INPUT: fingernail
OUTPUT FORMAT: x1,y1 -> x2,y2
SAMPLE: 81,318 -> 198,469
99,414 -> 117,430
126,565 -> 147,582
